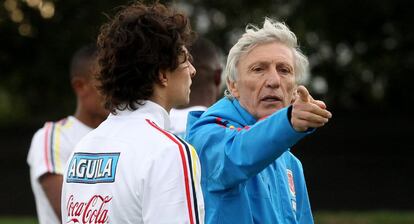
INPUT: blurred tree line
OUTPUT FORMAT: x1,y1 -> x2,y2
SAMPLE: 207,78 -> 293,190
0,0 -> 413,125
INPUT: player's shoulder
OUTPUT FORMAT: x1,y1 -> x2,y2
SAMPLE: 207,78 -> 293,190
42,116 -> 73,130
91,117 -> 169,149
31,117 -> 67,138
136,119 -> 194,161
143,119 -> 182,144
27,117 -> 70,164
30,116 -> 82,153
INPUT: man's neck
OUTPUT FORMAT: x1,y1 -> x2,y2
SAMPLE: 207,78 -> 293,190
74,109 -> 104,129
148,92 -> 172,113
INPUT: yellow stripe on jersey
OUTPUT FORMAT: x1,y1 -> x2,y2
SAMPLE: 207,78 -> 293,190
189,144 -> 199,184
53,119 -> 74,173
53,123 -> 62,173
63,119 -> 74,129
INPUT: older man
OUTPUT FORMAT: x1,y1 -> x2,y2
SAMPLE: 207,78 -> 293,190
186,18 -> 332,224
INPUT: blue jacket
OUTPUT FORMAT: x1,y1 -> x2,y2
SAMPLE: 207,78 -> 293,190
186,98 -> 314,224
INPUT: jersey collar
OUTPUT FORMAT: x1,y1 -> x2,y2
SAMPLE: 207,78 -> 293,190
109,100 -> 171,130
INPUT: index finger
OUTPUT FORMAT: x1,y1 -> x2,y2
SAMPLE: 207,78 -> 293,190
296,85 -> 310,103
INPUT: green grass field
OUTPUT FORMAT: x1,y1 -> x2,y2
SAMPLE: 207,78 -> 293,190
0,217 -> 36,224
1,211 -> 413,224
314,211 -> 414,224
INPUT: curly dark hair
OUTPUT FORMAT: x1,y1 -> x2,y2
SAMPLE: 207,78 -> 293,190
97,2 -> 194,113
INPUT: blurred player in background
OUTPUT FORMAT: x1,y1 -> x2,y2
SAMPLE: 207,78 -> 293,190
27,44 -> 108,223
169,36 -> 222,138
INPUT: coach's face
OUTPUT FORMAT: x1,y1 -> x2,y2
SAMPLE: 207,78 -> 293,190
228,42 -> 296,119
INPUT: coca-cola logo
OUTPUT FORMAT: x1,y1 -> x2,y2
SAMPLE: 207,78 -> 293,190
66,194 -> 112,223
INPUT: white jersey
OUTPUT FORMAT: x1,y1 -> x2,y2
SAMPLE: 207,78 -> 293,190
169,106 -> 207,138
27,116 -> 92,224
62,101 -> 204,224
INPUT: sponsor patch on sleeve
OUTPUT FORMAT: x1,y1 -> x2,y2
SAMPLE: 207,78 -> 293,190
66,152 -> 120,184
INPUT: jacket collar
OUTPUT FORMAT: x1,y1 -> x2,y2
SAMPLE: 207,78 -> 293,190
231,99 -> 257,125
109,100 -> 171,130
190,97 -> 257,127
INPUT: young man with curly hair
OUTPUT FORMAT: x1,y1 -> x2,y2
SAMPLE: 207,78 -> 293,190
61,2 -> 204,223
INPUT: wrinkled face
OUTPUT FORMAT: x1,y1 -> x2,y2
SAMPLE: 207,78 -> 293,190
228,42 -> 296,119
167,47 -> 196,107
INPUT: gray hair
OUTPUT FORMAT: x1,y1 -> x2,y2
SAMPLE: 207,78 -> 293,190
224,18 -> 309,97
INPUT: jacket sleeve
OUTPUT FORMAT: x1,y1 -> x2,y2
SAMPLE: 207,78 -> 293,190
187,107 -> 312,192
142,143 -> 203,224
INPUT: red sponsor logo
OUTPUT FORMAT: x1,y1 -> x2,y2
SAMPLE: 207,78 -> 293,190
286,169 -> 296,197
66,194 -> 112,223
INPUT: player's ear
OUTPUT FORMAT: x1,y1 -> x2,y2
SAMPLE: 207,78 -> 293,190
158,69 -> 169,87
71,76 -> 88,96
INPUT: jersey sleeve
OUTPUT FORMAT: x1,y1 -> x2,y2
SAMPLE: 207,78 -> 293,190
187,106 -> 312,192
27,121 -> 71,180
141,141 -> 203,224
27,123 -> 55,180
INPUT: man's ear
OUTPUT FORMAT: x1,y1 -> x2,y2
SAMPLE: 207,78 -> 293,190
71,77 -> 87,96
227,78 -> 240,98
158,69 -> 169,87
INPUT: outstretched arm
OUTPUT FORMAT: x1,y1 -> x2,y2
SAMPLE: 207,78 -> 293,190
188,88 -> 332,191
188,107 -> 308,191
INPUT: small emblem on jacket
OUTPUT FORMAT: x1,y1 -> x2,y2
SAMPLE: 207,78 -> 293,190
67,152 -> 120,184
286,169 -> 296,197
